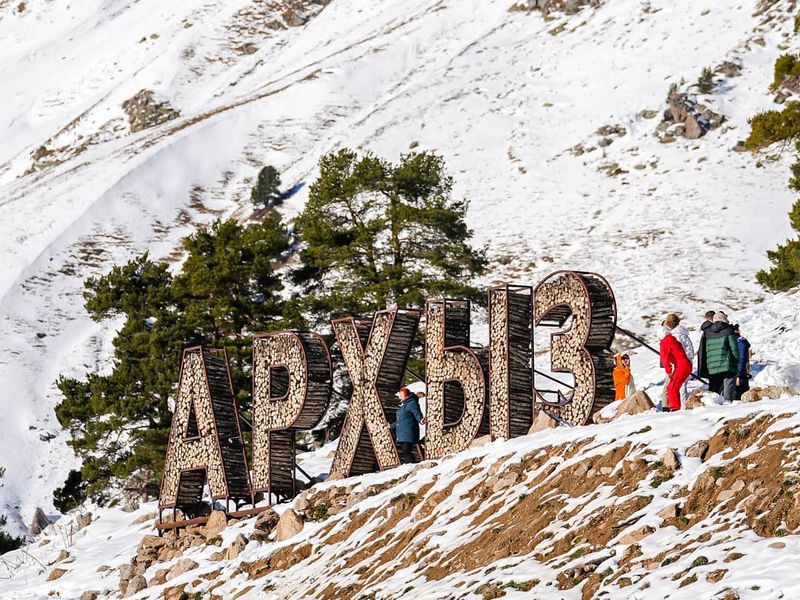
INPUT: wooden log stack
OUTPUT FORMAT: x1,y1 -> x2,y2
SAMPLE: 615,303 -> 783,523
489,285 -> 534,439
533,271 -> 616,426
251,331 -> 332,498
425,299 -> 489,459
160,348 -> 250,513
328,309 -> 420,479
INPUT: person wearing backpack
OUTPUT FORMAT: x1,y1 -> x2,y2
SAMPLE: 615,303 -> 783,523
703,312 -> 740,402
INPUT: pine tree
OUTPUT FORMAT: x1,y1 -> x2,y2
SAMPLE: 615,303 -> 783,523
250,165 -> 282,207
293,149 -> 487,322
55,214 -> 300,500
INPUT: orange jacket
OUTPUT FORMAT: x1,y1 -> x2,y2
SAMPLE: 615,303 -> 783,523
613,354 -> 631,401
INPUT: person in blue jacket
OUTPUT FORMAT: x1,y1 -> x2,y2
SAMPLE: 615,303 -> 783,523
390,388 -> 426,464
733,324 -> 751,400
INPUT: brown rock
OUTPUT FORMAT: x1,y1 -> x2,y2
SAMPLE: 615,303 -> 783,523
658,504 -> 678,519
663,448 -> 679,470
491,474 -> 518,493
167,558 -> 198,581
293,495 -> 310,511
119,563 -> 135,581
226,533 -> 248,560
79,592 -> 100,600
164,584 -> 187,600
706,569 -> 728,583
275,509 -> 304,542
254,508 -> 279,533
47,568 -> 67,581
528,410 -> 559,434
30,507 -> 50,536
51,549 -> 69,564
684,114 -> 703,139
741,386 -> 798,403
469,434 -> 491,448
125,574 -> 147,596
686,440 -> 709,460
202,510 -> 227,538
138,535 -> 165,551
618,525 -> 655,545
149,568 -> 169,586
614,390 -> 655,419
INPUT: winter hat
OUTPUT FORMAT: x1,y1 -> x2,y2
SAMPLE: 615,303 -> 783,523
664,313 -> 680,329
713,311 -> 728,323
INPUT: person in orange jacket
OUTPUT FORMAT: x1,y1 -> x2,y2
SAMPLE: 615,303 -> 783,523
613,353 -> 634,401
660,314 -> 693,411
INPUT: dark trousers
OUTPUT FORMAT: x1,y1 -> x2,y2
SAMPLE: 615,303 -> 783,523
397,442 -> 417,464
710,373 -> 736,402
736,377 -> 750,400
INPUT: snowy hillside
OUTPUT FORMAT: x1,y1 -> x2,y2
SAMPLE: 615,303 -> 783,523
0,0 -> 798,540
5,372 -> 800,598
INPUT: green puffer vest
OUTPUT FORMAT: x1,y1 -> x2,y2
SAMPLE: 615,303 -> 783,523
704,323 -> 739,375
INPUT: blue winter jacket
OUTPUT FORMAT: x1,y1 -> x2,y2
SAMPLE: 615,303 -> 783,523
737,336 -> 751,378
390,394 -> 424,443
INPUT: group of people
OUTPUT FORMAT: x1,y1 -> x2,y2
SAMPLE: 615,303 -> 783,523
613,310 -> 752,411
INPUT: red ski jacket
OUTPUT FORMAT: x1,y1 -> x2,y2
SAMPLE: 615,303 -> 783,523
660,333 -> 691,376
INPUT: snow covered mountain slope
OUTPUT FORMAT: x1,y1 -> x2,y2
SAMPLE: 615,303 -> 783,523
5,382 -> 800,598
0,0 -> 798,536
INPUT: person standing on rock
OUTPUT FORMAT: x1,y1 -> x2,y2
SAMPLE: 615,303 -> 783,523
733,324 -> 751,400
390,388 -> 425,464
660,316 -> 692,412
703,312 -> 740,402
613,354 -> 635,401
696,309 -> 716,379
667,314 -> 694,405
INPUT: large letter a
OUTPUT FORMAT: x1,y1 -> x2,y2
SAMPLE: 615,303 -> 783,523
159,347 -> 251,516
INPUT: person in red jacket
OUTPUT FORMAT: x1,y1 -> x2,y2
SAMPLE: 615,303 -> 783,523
660,314 -> 693,411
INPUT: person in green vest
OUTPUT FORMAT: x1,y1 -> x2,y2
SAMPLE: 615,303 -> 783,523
702,311 -> 739,402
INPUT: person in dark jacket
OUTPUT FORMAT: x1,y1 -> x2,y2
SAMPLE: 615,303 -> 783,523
703,312 -> 739,402
696,309 -> 716,379
390,388 -> 425,464
733,324 -> 751,400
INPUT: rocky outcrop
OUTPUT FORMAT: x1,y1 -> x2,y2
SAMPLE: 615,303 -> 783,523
616,390 -> 655,417
510,0 -> 603,15
741,385 -> 797,403
656,91 -> 724,142
30,507 -> 50,536
121,90 -> 180,133
275,509 -> 304,542
528,410 -> 559,434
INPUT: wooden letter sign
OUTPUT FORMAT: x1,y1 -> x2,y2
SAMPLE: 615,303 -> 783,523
533,271 -> 616,426
328,309 -> 420,479
251,331 -> 332,501
159,348 -> 251,517
425,299 -> 489,459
